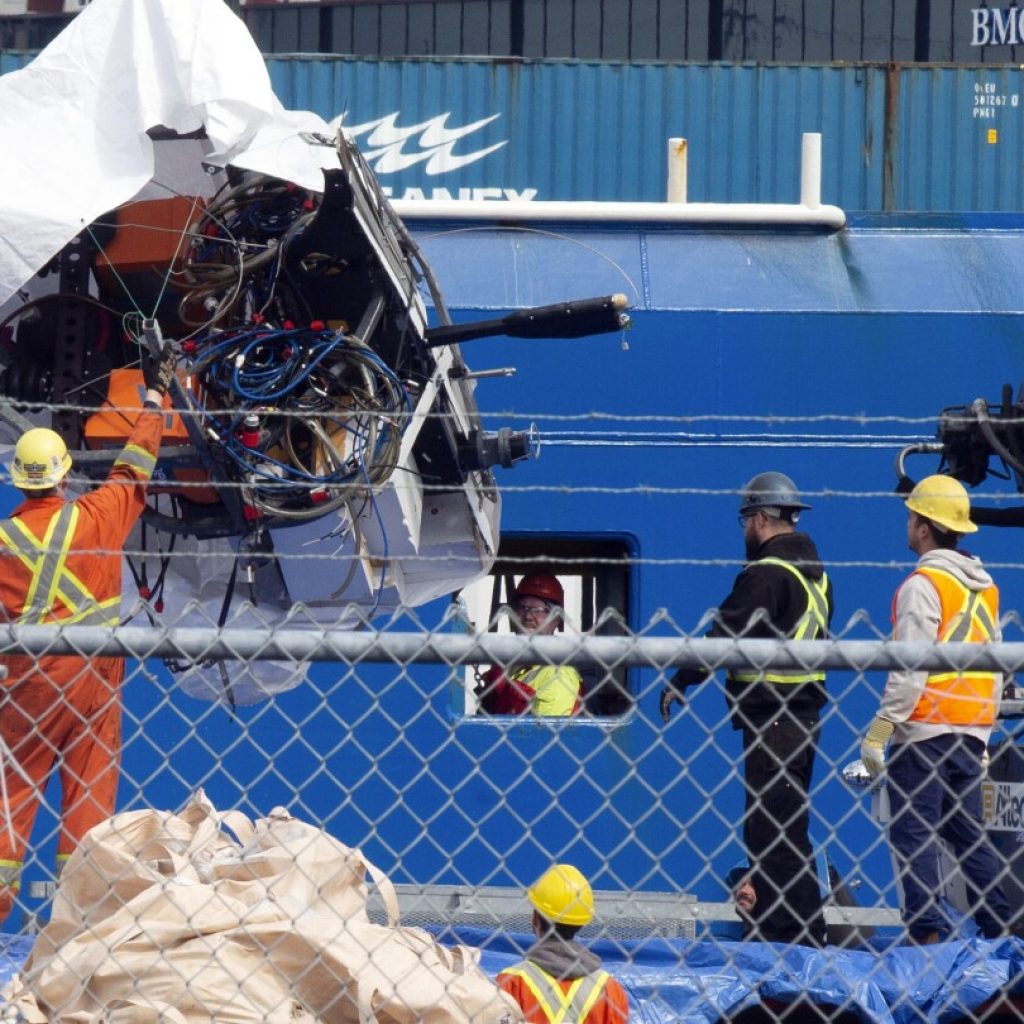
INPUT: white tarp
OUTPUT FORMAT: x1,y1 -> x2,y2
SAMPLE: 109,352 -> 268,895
0,0 -> 339,308
0,0 -> 500,704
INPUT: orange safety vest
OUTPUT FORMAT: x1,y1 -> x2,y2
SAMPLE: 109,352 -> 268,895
893,565 -> 999,727
497,961 -> 628,1024
0,412 -> 163,690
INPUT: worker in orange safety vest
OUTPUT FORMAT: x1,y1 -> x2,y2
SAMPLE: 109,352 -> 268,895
860,474 -> 1016,943
497,865 -> 629,1024
0,342 -> 175,927
476,572 -> 582,716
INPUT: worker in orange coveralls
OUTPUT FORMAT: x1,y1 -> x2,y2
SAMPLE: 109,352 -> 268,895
0,343 -> 175,926
497,865 -> 629,1024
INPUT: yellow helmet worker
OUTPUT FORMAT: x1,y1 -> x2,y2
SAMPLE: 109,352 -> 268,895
905,474 -> 977,534
527,864 -> 595,927
11,428 -> 72,491
498,866 -> 630,1024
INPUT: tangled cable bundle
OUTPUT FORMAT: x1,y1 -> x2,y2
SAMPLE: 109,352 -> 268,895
162,173 -> 415,521
178,177 -> 318,330
188,322 -> 409,520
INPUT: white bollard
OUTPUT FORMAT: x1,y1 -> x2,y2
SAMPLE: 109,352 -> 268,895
801,132 -> 822,209
667,137 -> 688,204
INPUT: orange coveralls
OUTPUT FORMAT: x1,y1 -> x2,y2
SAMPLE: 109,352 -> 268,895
0,410 -> 163,924
497,961 -> 630,1024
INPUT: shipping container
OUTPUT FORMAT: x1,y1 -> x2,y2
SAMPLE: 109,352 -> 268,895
8,1 -> 1024,65
265,56 -> 1024,211
221,0 -> 1024,64
5,48 -> 1024,210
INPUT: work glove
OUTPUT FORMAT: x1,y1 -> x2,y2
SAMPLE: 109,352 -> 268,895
659,668 -> 709,722
660,685 -> 684,722
981,747 -> 991,774
860,717 -> 895,777
143,341 -> 176,396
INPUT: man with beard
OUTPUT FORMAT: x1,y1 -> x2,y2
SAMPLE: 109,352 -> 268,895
660,472 -> 832,947
724,864 -> 759,940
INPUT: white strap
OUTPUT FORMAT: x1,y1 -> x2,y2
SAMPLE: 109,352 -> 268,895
362,853 -> 400,927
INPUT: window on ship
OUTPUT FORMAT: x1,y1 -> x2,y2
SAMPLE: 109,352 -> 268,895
451,534 -> 634,718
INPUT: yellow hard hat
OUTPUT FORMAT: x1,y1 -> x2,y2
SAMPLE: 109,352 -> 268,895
527,864 -> 595,927
906,474 -> 977,535
11,428 -> 72,490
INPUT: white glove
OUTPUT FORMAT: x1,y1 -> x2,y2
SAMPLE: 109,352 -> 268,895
860,717 -> 895,777
981,747 -> 990,773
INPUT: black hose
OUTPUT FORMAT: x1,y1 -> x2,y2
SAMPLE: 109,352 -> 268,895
972,398 -> 1024,477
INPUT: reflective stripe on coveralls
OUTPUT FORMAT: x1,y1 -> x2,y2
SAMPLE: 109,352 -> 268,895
114,444 -> 156,479
500,963 -> 611,1024
0,861 -> 20,890
905,565 -> 999,727
0,855 -> 70,914
730,557 -> 829,684
0,506 -> 120,626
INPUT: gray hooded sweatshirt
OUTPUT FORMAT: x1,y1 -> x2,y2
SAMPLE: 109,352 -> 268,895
523,935 -> 602,980
882,547 -> 1002,746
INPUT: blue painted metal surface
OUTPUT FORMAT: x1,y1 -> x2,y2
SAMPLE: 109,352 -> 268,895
268,57 -> 887,208
8,212 -> 1022,927
263,56 -> 1024,211
897,65 -> 1024,212
0,50 -> 33,74
395,213 -> 1024,903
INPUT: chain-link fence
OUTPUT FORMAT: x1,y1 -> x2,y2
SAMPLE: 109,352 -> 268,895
2,613 -> 1024,1022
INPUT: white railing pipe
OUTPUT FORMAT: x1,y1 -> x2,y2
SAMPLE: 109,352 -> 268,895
0,626 -> 1020,671
394,132 -> 843,228
394,198 -> 846,229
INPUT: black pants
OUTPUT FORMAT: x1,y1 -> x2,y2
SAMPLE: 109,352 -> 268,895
742,717 -> 827,946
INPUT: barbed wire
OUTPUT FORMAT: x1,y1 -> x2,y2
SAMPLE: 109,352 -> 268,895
8,459 -> 1024,502
0,396 -> 1005,427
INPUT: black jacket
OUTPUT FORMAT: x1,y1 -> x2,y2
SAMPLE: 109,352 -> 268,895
673,531 -> 833,729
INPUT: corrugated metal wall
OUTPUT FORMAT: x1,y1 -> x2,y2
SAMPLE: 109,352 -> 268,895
243,0 -> 713,60
241,0 -> 1024,63
1,48 -> 1020,211
895,65 -> 1024,211
267,56 -> 1024,211
6,0 -> 1024,61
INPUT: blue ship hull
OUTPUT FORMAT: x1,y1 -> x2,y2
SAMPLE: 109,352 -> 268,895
59,212 -> 1016,914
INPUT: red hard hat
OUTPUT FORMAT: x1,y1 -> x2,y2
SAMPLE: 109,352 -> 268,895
515,572 -> 564,607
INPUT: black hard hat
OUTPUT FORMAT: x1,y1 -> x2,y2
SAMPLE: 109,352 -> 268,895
738,471 -> 811,516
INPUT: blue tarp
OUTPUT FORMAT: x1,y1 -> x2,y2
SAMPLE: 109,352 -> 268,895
435,927 -> 1024,1024
0,935 -> 33,991
1,928 -> 1021,1022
